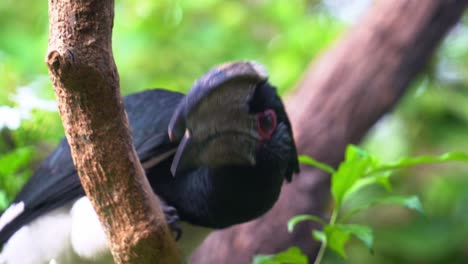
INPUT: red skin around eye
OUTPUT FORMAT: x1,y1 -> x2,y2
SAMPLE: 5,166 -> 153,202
256,109 -> 277,141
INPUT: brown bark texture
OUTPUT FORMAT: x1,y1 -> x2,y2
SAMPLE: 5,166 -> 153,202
46,0 -> 181,263
192,1 -> 468,263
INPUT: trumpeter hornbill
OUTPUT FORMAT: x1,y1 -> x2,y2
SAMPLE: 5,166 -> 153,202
0,61 -> 299,263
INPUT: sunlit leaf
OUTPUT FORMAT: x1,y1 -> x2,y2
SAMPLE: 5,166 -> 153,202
252,247 -> 307,264
298,155 -> 335,174
375,195 -> 424,215
288,214 -> 325,232
339,195 -> 424,223
335,224 -> 374,252
343,171 -> 392,203
371,152 -> 468,174
322,224 -> 374,258
332,145 -> 378,207
313,230 -> 327,243
338,151 -> 468,208
0,191 -> 9,211
251,255 -> 277,264
273,247 -> 308,264
324,225 -> 351,258
0,147 -> 34,176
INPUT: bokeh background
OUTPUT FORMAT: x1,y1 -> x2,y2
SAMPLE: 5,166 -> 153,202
0,0 -> 468,263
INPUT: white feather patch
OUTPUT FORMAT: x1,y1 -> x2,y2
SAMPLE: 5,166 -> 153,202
0,198 -> 211,263
70,197 -> 110,260
0,199 -> 114,264
0,202 -> 24,231
0,206 -> 72,264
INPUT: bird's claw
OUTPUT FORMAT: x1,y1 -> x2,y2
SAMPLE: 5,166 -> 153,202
162,204 -> 182,241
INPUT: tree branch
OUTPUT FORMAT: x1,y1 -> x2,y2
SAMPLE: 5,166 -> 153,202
192,1 -> 468,263
46,0 -> 181,263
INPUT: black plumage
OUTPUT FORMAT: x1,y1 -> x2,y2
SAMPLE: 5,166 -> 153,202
0,89 -> 183,245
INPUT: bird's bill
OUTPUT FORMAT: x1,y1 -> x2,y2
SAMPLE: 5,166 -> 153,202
170,126 -> 258,177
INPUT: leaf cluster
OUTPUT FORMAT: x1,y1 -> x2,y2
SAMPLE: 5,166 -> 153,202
254,145 -> 468,264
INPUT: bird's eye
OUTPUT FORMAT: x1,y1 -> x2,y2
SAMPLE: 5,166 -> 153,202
256,109 -> 277,140
260,113 -> 274,131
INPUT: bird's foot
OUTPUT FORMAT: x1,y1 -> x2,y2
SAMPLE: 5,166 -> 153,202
162,204 -> 182,241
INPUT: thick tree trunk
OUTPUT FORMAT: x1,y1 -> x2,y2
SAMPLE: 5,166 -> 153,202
46,0 -> 181,263
192,1 -> 468,263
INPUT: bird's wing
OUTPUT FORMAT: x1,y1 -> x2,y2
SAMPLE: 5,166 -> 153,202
0,89 -> 184,245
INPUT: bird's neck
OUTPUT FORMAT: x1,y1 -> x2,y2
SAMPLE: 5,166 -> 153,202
148,155 -> 285,229
171,161 -> 284,229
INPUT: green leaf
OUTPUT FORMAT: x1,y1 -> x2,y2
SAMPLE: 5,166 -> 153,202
324,225 -> 351,258
323,224 -> 374,258
343,171 -> 392,203
298,155 -> 335,174
0,147 -> 34,177
339,195 -> 424,222
335,224 -> 374,252
332,145 -> 378,207
313,230 -> 327,243
273,247 -> 308,264
370,151 -> 468,174
375,195 -> 424,215
0,191 -> 9,211
251,255 -> 276,264
288,214 -> 325,233
252,247 -> 307,264
332,149 -> 468,210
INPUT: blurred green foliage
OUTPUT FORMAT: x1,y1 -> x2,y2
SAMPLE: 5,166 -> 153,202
0,1 -> 468,263
354,19 -> 468,264
0,0 -> 342,202
272,147 -> 468,264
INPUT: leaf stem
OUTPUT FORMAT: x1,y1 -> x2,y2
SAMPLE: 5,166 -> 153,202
314,207 -> 339,264
314,240 -> 327,264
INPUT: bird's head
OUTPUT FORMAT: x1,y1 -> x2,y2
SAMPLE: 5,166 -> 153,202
168,61 -> 299,180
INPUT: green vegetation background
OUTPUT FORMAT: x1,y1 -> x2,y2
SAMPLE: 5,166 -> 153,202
0,1 -> 467,263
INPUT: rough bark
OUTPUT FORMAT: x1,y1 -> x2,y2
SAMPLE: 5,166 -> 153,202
192,1 -> 468,263
46,0 -> 181,263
